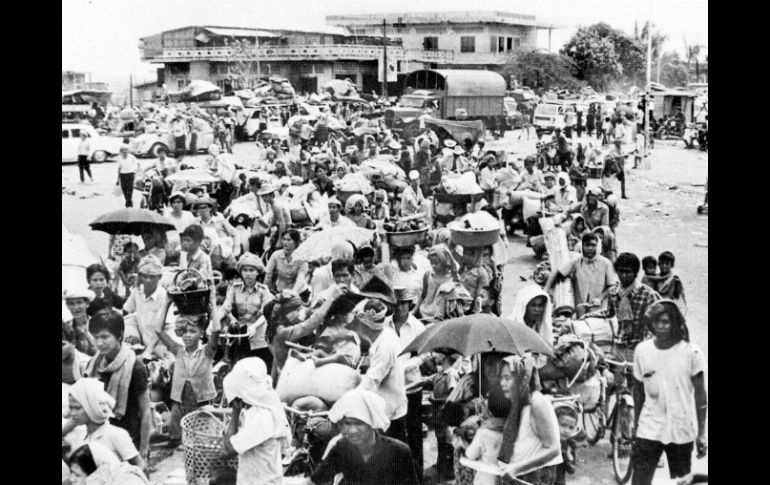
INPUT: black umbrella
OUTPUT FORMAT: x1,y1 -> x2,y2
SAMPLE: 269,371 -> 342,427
89,208 -> 176,236
400,314 -> 554,358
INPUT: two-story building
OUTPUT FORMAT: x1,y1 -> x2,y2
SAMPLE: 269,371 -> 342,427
139,25 -> 453,97
327,11 -> 561,72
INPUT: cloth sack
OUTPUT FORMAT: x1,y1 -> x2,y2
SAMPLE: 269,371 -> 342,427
276,355 -> 362,406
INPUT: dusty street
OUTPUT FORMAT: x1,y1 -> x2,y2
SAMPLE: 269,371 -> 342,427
62,131 -> 708,484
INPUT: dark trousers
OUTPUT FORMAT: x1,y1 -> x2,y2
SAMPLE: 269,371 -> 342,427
564,126 -> 573,139
189,132 -> 198,154
632,438 -> 694,485
215,182 -> 235,212
576,124 -> 583,138
386,415 -> 408,445
618,168 -> 627,197
174,135 -> 186,159
77,155 -> 92,182
119,173 -> 135,207
406,391 -> 424,477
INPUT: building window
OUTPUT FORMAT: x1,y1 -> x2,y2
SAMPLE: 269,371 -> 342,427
498,37 -> 505,52
507,37 -> 513,51
423,36 -> 439,51
460,36 -> 475,53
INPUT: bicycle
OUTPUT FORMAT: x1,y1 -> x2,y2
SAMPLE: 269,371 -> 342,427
601,357 -> 635,484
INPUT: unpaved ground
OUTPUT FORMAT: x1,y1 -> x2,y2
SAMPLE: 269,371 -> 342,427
62,132 -> 707,484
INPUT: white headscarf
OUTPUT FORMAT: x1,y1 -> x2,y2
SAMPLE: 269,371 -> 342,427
329,388 -> 390,431
508,284 -> 554,350
69,378 -> 116,424
223,358 -> 290,441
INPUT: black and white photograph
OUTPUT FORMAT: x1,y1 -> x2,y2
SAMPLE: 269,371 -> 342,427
62,1 -> 708,484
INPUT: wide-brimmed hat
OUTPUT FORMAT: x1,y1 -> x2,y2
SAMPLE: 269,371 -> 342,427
192,196 -> 216,210
169,191 -> 186,204
443,139 -> 457,148
63,287 -> 96,302
257,184 -> 276,196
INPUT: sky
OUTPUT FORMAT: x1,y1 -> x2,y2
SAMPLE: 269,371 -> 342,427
62,0 -> 708,88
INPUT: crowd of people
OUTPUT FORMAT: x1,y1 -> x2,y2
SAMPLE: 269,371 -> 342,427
62,94 -> 706,485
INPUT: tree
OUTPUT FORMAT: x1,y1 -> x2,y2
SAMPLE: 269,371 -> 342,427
659,52 -> 689,87
684,42 -> 703,83
499,51 -> 582,91
223,38 -> 262,92
561,25 -> 623,90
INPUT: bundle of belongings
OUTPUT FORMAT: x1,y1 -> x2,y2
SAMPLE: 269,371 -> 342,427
247,76 -> 297,104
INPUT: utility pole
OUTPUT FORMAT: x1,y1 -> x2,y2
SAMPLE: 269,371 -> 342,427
255,33 -> 261,84
644,9 -> 652,167
129,73 -> 134,106
382,18 -> 388,99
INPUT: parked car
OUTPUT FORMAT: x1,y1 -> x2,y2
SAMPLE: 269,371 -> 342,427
130,122 -> 216,158
62,123 -> 123,164
532,102 -> 565,133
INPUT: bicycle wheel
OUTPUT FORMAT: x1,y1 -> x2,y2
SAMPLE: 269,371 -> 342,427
583,405 -> 606,445
612,400 -> 634,484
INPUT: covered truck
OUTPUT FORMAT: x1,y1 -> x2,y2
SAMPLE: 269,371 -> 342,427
385,69 -> 506,141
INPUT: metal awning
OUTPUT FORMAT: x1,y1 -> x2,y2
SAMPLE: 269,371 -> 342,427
203,27 -> 278,38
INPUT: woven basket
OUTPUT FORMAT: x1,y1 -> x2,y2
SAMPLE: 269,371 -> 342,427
385,228 -> 428,247
181,409 -> 238,485
449,228 -> 499,248
168,269 -> 212,315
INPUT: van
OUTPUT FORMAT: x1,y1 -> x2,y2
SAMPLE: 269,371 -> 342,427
533,103 -> 565,132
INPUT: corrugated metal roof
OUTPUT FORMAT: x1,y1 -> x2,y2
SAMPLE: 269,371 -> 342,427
327,11 -> 563,29
203,27 -> 279,38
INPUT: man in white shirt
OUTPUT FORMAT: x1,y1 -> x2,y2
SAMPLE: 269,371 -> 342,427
77,132 -> 94,183
354,299 -> 408,445
116,145 -> 139,207
387,287 -> 428,475
632,300 -> 707,485
122,255 -> 177,360
400,171 -> 424,217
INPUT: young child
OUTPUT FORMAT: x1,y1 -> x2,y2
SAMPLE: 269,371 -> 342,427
179,224 -> 214,280
554,404 -> 582,485
308,311 -> 362,368
464,385 -> 511,485
117,242 -> 140,299
156,312 -> 220,447
641,256 -> 658,287
653,251 -> 687,311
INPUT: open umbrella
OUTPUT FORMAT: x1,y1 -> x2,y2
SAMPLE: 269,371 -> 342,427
89,208 -> 175,236
400,314 -> 554,358
292,226 -> 375,262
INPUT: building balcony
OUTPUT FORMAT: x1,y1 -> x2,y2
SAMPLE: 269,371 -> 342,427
140,44 -> 406,63
403,49 -> 455,63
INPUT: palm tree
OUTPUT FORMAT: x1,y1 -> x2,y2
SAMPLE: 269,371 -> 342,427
685,43 -> 703,83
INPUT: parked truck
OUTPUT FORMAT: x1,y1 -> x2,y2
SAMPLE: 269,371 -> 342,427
385,69 -> 507,142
